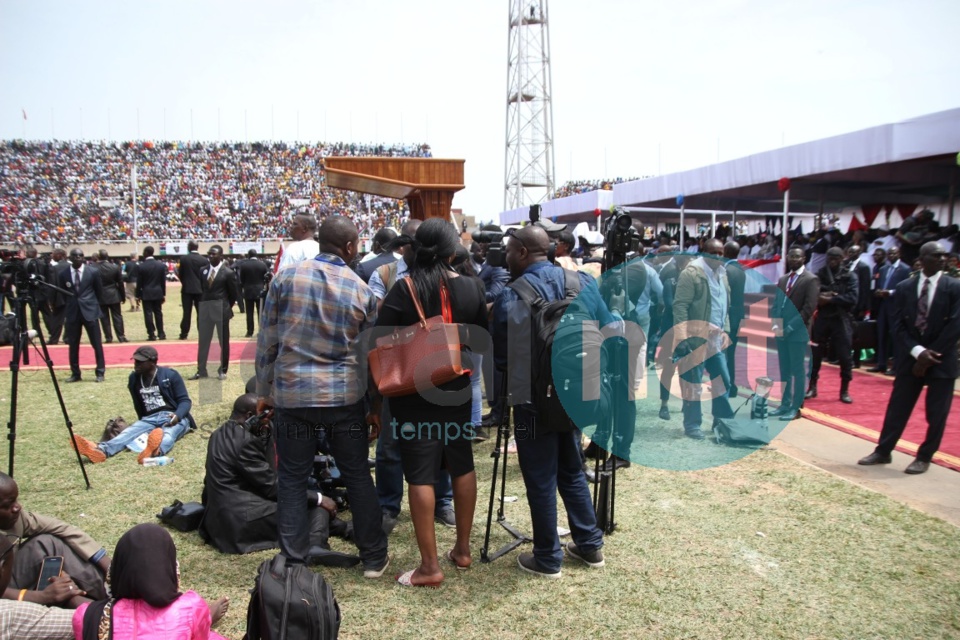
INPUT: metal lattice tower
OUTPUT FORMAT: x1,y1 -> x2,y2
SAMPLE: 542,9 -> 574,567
504,0 -> 555,210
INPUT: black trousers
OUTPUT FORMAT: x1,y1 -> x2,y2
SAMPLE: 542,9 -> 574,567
876,374 -> 954,462
142,299 -> 165,339
99,302 -> 125,341
244,296 -> 261,336
875,305 -> 895,370
65,317 -> 105,377
726,320 -> 742,390
810,313 -> 853,384
776,337 -> 808,411
43,304 -> 66,344
197,301 -> 230,375
179,291 -> 202,338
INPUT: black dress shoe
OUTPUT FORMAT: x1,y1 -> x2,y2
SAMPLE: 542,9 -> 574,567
104,338 -> 113,344
840,392 -> 853,404
189,372 -> 208,380
47,340 -> 59,346
884,370 -> 896,376
779,410 -> 801,421
158,334 -> 167,340
65,375 -> 82,383
118,337 -> 129,343
95,375 -> 105,383
178,334 -> 188,340
866,366 -> 886,373
904,459 -> 930,475
147,336 -> 157,341
804,386 -> 818,399
603,456 -> 630,471
858,451 -> 892,465
659,406 -> 670,420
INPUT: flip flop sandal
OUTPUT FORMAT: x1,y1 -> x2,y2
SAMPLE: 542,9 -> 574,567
396,569 -> 443,588
445,550 -> 470,571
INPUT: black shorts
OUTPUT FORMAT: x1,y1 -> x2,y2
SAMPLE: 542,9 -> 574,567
392,401 -> 475,485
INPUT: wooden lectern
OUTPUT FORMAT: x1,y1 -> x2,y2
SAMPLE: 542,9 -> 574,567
324,157 -> 465,221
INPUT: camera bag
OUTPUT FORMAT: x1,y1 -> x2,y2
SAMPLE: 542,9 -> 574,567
244,553 -> 340,640
156,500 -> 205,532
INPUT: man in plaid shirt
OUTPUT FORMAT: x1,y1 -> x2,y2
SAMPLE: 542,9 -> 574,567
257,215 -> 390,578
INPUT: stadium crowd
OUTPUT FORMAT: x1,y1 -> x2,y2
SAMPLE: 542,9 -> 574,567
552,176 -> 642,198
0,140 -> 428,245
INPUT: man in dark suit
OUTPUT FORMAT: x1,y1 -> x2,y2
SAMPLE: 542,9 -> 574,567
236,249 -> 269,337
57,249 -> 106,383
43,248 -> 70,345
806,247 -> 859,403
771,246 -> 820,420
868,247 -> 911,374
95,250 -> 127,344
192,245 -> 239,380
135,246 -> 167,341
176,240 -> 209,340
723,241 -> 747,396
354,227 -> 398,283
846,244 -> 872,369
123,252 -> 140,312
858,241 -> 960,474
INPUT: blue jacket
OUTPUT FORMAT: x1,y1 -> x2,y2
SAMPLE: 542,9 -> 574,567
493,261 -> 615,374
127,366 -> 196,431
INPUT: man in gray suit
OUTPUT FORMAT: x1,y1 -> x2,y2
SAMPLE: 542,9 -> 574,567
58,249 -> 106,383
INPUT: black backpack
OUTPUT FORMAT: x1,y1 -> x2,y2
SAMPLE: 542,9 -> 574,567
507,269 -> 604,433
244,554 -> 340,640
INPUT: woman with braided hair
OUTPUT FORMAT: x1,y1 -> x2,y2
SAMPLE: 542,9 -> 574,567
376,218 -> 487,587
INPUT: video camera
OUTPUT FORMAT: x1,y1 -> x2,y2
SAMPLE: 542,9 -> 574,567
471,226 -> 505,269
603,207 -> 643,271
0,257 -> 45,293
312,454 -> 348,511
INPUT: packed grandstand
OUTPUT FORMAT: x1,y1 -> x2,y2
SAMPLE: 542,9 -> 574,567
0,140 -> 432,244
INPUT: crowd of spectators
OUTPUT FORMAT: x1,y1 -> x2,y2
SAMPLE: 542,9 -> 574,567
0,140 -> 429,244
552,177 -> 643,199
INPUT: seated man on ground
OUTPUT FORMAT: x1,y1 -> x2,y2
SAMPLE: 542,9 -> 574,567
199,394 -> 358,567
71,346 -> 195,464
0,534 -> 74,640
0,472 -> 109,607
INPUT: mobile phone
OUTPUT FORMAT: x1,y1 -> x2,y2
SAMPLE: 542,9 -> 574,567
36,556 -> 64,591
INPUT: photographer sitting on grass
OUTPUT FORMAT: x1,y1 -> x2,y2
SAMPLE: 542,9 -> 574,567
200,394 -> 359,568
70,346 -> 195,465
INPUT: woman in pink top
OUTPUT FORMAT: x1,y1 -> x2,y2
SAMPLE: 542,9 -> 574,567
73,524 -> 229,640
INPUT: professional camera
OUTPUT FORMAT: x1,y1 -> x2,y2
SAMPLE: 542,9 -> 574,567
0,258 -> 45,293
603,207 -> 642,270
472,225 -> 506,269
313,454 -> 349,511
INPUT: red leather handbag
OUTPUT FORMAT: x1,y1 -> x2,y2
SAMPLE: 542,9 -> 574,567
369,277 -> 469,397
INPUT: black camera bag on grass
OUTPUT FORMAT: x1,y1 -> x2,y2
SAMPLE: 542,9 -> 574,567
244,553 -> 340,640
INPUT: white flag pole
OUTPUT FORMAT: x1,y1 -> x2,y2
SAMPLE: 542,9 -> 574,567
132,163 -> 138,241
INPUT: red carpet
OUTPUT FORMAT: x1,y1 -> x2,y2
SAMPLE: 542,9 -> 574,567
1,337 -> 259,371
799,365 -> 960,472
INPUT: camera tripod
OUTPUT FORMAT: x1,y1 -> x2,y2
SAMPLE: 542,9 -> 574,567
480,374 -> 531,563
5,289 -> 91,488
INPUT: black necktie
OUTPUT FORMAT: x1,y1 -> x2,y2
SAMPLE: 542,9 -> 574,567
916,278 -> 930,334
74,269 -> 81,289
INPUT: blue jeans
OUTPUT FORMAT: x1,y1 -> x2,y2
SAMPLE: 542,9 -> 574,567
513,406 -> 603,572
275,403 -> 387,567
375,399 -> 453,517
99,411 -> 188,457
679,351 -> 734,431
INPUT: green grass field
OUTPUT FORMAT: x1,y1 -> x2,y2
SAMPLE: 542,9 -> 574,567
2,306 -> 959,639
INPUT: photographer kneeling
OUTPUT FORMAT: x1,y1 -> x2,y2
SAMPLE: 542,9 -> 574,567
199,394 -> 358,567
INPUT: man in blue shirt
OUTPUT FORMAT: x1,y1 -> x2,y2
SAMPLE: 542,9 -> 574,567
492,225 -> 612,578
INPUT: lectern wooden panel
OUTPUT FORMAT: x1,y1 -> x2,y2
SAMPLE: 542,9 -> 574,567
324,157 -> 465,221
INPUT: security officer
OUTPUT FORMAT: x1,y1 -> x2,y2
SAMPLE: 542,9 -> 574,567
806,246 -> 859,403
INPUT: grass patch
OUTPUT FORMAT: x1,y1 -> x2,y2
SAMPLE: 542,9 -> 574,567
1,316 -> 959,638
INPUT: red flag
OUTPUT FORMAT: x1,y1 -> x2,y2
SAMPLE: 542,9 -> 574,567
273,243 -> 284,273
21,108 -> 27,121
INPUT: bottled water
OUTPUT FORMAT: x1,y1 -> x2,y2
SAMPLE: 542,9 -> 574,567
142,456 -> 174,467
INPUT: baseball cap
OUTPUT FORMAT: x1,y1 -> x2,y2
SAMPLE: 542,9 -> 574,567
534,219 -> 567,233
131,346 -> 159,362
